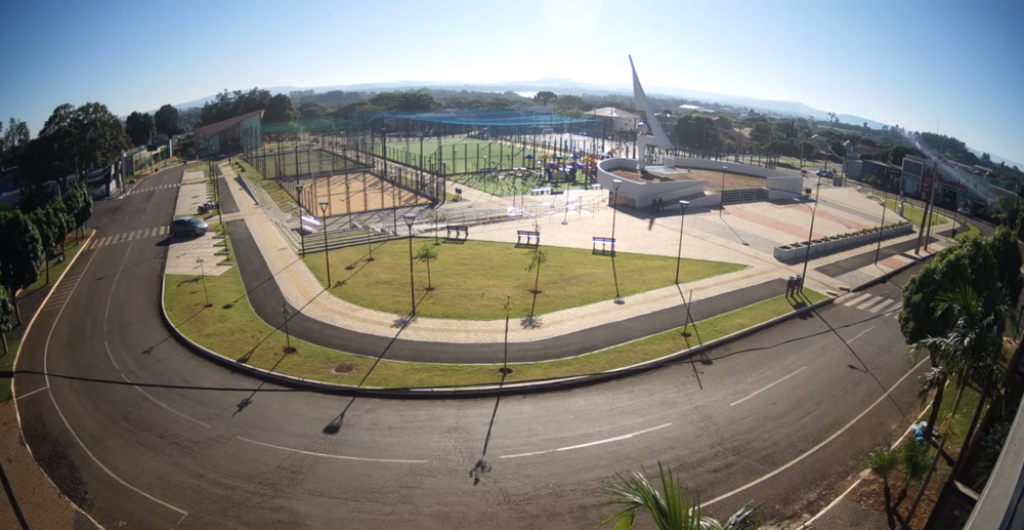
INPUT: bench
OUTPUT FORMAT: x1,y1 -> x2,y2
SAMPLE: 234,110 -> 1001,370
592,236 -> 616,256
445,224 -> 469,242
517,230 -> 540,247
590,183 -> 603,191
530,187 -> 553,196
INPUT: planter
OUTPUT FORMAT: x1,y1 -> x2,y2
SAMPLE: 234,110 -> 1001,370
774,223 -> 914,261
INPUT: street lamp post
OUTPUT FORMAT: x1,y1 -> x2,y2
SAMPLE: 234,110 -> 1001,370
794,183 -> 821,292
296,183 -> 305,257
719,165 -> 728,217
675,200 -> 690,283
611,178 -> 623,241
319,201 -> 331,288
403,212 -> 417,316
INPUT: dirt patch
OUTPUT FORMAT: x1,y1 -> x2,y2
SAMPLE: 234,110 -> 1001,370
333,362 -> 354,373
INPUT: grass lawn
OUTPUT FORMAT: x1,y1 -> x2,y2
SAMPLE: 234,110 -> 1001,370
18,229 -> 94,299
302,238 -> 747,320
234,159 -> 300,213
165,263 -> 825,388
886,198 -> 948,227
954,221 -> 981,241
0,338 -> 20,403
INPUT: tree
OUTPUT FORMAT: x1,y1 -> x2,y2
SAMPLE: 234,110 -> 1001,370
28,206 -> 58,285
36,103 -> 129,188
0,210 -> 44,325
154,104 -> 181,136
125,111 -> 154,146
988,226 -> 1024,307
603,463 -> 762,529
63,183 -> 93,242
47,197 -> 70,260
526,248 -> 548,318
264,94 -> 298,124
199,88 -> 272,126
0,118 -> 30,154
533,91 -> 558,106
864,443 -> 931,530
298,102 -> 326,121
0,284 -> 13,356
414,244 -> 438,291
829,140 -> 847,157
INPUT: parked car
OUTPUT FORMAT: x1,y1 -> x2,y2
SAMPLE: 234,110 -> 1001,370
957,207 -> 972,217
170,216 -> 209,237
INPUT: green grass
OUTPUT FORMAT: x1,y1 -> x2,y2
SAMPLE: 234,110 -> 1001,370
0,338 -> 20,403
450,171 -> 590,197
384,137 -> 563,176
303,238 -> 747,320
235,159 -> 300,213
165,263 -> 825,388
954,221 -> 981,241
885,198 -> 949,227
18,230 -> 94,299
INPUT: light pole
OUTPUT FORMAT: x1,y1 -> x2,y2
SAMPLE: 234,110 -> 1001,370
403,212 -> 417,316
794,183 -> 821,292
319,201 -> 331,289
296,183 -> 305,257
611,178 -> 623,240
719,165 -> 728,217
675,200 -> 690,283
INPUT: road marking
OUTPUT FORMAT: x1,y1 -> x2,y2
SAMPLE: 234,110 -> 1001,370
499,423 -> 673,459
843,293 -> 872,307
17,385 -> 49,401
120,374 -> 211,428
857,295 -> 885,310
704,357 -> 929,508
730,367 -> 807,407
847,326 -> 876,344
871,300 -> 896,313
42,248 -> 189,519
237,436 -> 428,464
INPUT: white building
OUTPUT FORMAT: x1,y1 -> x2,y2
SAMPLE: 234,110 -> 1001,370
589,107 -> 639,134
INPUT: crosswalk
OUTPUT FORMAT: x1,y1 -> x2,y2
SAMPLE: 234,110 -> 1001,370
85,226 -> 170,250
125,183 -> 180,196
842,292 -> 902,318
40,272 -> 84,312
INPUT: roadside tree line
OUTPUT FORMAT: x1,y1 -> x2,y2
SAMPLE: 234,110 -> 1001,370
0,182 -> 93,355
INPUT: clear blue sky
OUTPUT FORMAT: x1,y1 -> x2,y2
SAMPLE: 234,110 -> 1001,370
2,0 -> 1022,165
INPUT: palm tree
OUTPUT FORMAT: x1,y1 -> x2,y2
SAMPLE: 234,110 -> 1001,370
864,443 -> 931,530
415,244 -> 438,291
603,463 -> 761,530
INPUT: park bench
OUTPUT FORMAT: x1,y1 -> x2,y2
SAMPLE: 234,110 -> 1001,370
517,230 -> 540,247
592,236 -> 616,256
530,187 -> 553,196
445,224 -> 469,242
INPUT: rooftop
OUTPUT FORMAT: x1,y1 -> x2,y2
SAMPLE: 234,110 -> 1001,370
195,109 -> 264,138
589,107 -> 639,120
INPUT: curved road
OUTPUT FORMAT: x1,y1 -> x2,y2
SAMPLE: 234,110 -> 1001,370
13,164 -> 928,529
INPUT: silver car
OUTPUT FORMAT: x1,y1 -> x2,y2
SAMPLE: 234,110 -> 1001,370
170,216 -> 209,237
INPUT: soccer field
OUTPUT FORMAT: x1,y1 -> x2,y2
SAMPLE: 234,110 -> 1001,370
381,137 -> 546,174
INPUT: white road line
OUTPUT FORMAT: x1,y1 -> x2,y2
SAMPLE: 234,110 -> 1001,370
730,367 -> 807,407
499,423 -> 673,459
871,300 -> 896,314
237,436 -> 428,464
847,326 -> 876,344
17,385 -> 49,401
704,358 -> 929,508
42,249 -> 189,519
857,295 -> 884,310
120,374 -> 211,429
843,293 -> 872,307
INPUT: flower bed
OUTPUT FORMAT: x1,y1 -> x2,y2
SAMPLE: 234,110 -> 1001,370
773,221 -> 914,261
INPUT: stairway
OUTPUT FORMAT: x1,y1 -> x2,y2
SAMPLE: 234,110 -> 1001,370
721,187 -> 769,205
295,225 -> 392,254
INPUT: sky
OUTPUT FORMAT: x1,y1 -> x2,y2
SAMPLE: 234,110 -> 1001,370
2,0 -> 1023,165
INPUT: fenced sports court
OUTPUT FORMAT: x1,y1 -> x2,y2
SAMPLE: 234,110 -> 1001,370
283,168 -> 434,218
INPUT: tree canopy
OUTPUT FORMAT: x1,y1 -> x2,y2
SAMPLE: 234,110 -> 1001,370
0,210 -> 43,300
126,111 -> 154,146
154,104 -> 182,136
533,91 -> 558,106
264,94 -> 297,124
199,88 -> 271,127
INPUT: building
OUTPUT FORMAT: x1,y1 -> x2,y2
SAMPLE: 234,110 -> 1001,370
845,159 -> 900,187
195,109 -> 263,158
589,107 -> 639,134
83,164 -> 123,199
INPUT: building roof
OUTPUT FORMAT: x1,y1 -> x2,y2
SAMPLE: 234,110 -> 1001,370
589,107 -> 639,120
195,109 -> 264,138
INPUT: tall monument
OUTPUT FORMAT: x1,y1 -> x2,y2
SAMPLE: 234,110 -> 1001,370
630,56 -> 674,171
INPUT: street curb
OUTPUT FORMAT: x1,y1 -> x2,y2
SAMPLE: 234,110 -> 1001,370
850,249 -> 938,293
159,266 -> 836,398
9,230 -> 107,530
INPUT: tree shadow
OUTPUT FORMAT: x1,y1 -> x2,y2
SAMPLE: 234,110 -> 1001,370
520,315 -> 543,329
611,254 -> 623,303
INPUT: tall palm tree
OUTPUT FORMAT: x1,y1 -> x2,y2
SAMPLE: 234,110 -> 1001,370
603,463 -> 761,530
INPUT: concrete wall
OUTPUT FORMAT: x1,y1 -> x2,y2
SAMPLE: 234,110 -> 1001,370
596,158 -> 706,209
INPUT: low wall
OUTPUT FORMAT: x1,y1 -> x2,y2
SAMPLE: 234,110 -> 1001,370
774,222 -> 915,261
667,158 -> 791,179
596,158 -> 705,209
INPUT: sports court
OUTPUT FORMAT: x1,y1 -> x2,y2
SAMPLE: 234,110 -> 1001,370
290,170 -> 433,217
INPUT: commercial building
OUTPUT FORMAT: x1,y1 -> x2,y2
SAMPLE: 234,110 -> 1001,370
195,109 -> 263,157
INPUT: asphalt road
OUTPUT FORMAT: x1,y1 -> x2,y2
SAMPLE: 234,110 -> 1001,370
12,164 -> 930,529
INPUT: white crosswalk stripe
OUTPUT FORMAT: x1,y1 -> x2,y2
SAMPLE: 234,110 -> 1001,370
88,226 -> 168,250
843,293 -> 873,307
870,299 -> 897,313
856,295 -> 884,310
